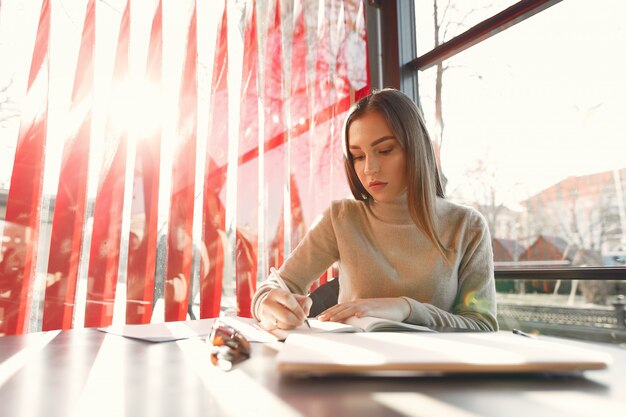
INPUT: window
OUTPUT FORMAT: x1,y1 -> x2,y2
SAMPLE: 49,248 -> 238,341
413,0 -> 626,340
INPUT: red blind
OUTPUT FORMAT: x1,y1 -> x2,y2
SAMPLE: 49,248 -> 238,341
0,0 -> 369,335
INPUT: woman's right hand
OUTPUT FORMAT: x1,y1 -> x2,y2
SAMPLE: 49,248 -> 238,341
259,288 -> 311,330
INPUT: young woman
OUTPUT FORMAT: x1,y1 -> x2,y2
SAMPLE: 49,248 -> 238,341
251,88 -> 497,331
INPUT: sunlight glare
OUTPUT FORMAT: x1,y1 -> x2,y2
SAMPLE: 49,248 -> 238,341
108,77 -> 162,139
176,339 -> 304,417
373,393 -> 482,417
69,334 -> 127,417
0,330 -> 59,389
523,391 -> 626,416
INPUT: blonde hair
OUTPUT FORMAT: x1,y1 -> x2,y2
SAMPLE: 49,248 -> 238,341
343,88 -> 448,259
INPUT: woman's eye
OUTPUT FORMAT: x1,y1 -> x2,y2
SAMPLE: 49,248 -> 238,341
352,155 -> 365,161
379,147 -> 393,155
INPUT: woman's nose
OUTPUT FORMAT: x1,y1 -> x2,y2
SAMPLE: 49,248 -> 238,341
364,157 -> 379,174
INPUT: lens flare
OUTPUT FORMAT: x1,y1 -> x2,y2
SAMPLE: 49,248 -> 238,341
108,78 -> 162,139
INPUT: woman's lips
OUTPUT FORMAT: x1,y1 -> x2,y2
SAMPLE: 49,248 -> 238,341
369,181 -> 386,191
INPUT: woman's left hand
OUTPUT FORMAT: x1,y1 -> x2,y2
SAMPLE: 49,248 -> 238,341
317,297 -> 410,323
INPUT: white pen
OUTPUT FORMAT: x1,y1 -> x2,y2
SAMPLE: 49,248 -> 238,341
512,328 -> 537,339
270,267 -> 311,328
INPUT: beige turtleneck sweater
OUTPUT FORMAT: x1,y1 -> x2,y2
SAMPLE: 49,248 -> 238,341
251,194 -> 498,331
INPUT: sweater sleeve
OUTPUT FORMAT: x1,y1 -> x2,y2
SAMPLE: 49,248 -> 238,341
251,204 -> 341,321
403,211 -> 498,331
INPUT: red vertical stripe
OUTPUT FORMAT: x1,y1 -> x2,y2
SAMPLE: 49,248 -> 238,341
289,0 -> 311,251
331,1 -> 351,202
289,0 -> 310,139
235,0 -> 259,318
0,0 -> 50,336
42,0 -> 95,331
288,174 -> 307,249
351,0 -> 370,100
165,3 -> 197,322
200,1 -> 228,319
311,0 -> 334,219
84,0 -> 131,328
310,0 -> 334,287
26,0 -> 50,90
264,0 -> 286,273
125,0 -> 163,324
334,0 -> 350,112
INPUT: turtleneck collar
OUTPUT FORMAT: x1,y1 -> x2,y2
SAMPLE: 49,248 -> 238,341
368,192 -> 414,225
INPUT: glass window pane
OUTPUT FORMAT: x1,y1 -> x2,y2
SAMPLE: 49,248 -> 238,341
418,0 -> 626,341
418,0 -> 626,271
415,0 -> 518,56
497,279 -> 626,343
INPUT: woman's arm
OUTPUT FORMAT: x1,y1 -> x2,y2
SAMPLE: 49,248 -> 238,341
251,204 -> 341,322
403,211 -> 498,331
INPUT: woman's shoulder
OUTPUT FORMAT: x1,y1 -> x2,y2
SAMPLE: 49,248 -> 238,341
436,198 -> 488,229
306,199 -> 367,233
328,197 -> 368,217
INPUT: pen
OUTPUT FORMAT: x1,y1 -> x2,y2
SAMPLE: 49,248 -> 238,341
512,328 -> 536,339
270,267 -> 311,328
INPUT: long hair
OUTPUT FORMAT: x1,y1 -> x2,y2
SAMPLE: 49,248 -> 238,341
343,88 -> 448,258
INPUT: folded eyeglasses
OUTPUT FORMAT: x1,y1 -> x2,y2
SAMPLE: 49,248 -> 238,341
207,320 -> 251,371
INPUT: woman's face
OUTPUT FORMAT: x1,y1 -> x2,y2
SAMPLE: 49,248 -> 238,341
347,111 -> 407,202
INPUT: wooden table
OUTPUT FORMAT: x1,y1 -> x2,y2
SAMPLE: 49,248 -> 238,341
1,326 -> 625,417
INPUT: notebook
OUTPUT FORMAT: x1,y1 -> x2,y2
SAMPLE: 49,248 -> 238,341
276,331 -> 612,376
270,316 -> 434,341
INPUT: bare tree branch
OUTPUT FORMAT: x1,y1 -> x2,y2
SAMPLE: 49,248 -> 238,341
442,3 -> 496,42
0,79 -> 20,126
439,0 -> 452,36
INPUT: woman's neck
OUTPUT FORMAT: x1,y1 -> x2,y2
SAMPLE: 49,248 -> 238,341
369,192 -> 413,224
